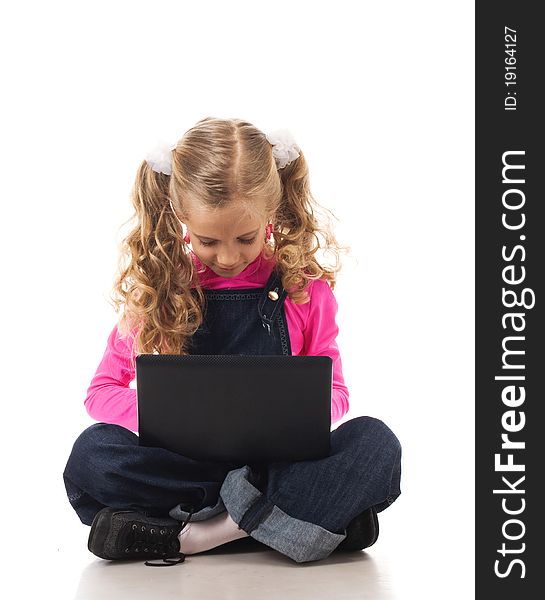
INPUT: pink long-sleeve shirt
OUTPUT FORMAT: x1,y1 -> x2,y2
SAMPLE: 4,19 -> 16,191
85,251 -> 350,431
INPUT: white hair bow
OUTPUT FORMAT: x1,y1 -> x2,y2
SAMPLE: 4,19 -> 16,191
145,140 -> 176,175
265,129 -> 301,169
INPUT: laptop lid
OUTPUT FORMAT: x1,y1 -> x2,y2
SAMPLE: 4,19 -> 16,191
136,354 -> 332,463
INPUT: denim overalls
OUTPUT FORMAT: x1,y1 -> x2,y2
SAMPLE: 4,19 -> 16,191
63,269 -> 402,563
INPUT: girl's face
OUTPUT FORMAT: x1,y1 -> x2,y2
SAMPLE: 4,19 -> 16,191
184,202 -> 269,278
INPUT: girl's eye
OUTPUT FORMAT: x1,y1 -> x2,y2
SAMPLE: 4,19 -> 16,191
199,237 -> 256,247
240,237 -> 257,245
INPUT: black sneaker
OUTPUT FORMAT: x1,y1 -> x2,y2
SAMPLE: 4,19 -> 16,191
335,506 -> 379,552
88,507 -> 194,566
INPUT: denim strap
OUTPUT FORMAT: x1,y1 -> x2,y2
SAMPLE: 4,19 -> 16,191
258,269 -> 288,336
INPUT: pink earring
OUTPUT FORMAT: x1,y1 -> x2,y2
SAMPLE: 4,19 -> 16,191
183,228 -> 190,243
265,223 -> 273,241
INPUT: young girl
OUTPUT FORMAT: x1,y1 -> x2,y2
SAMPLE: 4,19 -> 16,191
63,117 -> 401,566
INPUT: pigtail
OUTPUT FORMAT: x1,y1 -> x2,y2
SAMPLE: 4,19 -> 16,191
273,153 -> 349,304
109,160 -> 205,365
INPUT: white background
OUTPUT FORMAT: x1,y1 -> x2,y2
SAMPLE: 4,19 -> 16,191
1,1 -> 474,597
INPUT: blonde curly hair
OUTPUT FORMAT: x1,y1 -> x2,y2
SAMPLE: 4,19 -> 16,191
110,117 -> 350,363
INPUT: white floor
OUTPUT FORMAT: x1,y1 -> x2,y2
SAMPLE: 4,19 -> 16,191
7,484 -> 473,600
65,536 -> 398,600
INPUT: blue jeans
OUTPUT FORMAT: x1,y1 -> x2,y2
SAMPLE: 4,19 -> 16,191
63,415 -> 401,563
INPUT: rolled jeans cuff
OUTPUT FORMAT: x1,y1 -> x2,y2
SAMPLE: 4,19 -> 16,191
219,465 -> 346,563
169,494 -> 226,522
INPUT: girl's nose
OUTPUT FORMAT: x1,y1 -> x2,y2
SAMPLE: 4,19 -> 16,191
216,249 -> 240,269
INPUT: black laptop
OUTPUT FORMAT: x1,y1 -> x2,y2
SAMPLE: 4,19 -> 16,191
136,354 -> 332,463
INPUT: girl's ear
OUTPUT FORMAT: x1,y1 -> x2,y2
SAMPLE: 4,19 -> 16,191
181,222 -> 190,243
